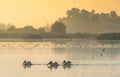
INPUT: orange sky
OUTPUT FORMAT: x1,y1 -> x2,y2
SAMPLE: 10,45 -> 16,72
0,0 -> 120,28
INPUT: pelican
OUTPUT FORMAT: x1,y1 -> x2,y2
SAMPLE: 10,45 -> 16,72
23,60 -> 32,68
47,61 -> 59,69
62,60 -> 72,68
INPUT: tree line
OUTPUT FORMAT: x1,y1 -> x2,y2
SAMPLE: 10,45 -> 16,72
60,8 -> 120,33
0,21 -> 66,33
0,21 -> 67,38
0,7 -> 120,39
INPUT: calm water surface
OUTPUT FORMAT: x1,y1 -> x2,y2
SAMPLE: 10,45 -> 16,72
0,39 -> 120,77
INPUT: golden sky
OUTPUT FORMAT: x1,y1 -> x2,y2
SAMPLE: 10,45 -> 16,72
0,0 -> 120,28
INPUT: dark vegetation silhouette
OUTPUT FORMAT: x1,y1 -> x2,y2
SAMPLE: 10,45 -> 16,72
59,8 -> 120,33
51,21 -> 66,33
0,7 -> 120,39
97,33 -> 120,40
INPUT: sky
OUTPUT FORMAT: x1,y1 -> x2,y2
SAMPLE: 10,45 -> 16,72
0,0 -> 120,28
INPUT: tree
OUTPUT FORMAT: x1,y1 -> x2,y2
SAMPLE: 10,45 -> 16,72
60,8 -> 120,33
110,11 -> 117,18
23,25 -> 37,31
80,9 -> 90,19
91,10 -> 95,14
7,24 -> 16,31
51,21 -> 66,33
0,23 -> 5,31
66,8 -> 80,17
38,27 -> 45,33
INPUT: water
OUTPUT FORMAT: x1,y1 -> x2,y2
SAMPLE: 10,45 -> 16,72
0,39 -> 120,77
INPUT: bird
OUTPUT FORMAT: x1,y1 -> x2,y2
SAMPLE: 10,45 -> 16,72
47,61 -> 59,69
102,48 -> 105,51
100,54 -> 103,56
62,60 -> 72,68
23,60 -> 32,68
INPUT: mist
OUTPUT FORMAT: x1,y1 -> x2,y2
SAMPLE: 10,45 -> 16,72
60,8 -> 120,33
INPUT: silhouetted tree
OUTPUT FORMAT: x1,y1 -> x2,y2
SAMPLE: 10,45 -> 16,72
91,10 -> 95,14
7,24 -> 16,31
60,7 -> 120,33
0,7 -> 120,39
0,23 -> 5,31
66,8 -> 80,18
38,27 -> 45,33
110,11 -> 118,18
23,25 -> 37,31
51,21 -> 66,33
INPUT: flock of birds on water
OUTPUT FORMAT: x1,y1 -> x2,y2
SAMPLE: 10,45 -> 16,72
0,40 -> 120,48
22,47 -> 106,69
23,60 -> 72,69
1,40 -> 119,69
